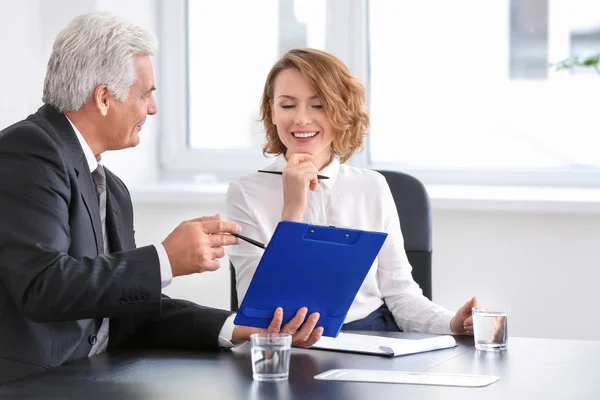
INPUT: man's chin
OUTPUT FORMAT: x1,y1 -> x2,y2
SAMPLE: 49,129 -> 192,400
125,133 -> 141,148
108,137 -> 140,151
130,135 -> 141,148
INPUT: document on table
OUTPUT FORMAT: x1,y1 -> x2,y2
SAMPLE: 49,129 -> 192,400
314,369 -> 500,387
311,333 -> 457,357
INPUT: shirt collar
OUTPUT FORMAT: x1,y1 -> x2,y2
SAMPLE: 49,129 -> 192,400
65,117 -> 99,173
269,154 -> 340,188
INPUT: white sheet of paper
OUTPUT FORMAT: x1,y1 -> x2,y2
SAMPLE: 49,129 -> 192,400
314,369 -> 500,387
312,333 -> 457,356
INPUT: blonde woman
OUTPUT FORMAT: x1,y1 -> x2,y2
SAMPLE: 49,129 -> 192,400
227,48 -> 477,335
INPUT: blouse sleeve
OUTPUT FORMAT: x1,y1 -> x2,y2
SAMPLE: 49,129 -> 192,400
375,175 -> 454,333
225,179 -> 267,305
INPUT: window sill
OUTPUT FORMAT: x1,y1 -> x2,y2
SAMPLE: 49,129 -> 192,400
426,185 -> 600,214
131,182 -> 230,205
130,182 -> 600,214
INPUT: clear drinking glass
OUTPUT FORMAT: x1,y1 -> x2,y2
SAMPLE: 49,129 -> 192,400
250,333 -> 292,381
472,307 -> 508,352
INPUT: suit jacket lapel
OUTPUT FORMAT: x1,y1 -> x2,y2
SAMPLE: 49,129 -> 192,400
36,105 -> 104,255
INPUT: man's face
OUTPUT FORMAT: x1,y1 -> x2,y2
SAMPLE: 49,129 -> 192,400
104,55 -> 157,150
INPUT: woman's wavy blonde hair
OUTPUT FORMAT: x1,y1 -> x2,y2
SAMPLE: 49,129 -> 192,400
260,48 -> 369,163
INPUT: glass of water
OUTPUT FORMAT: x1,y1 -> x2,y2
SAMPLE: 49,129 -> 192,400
250,333 -> 292,381
472,307 -> 508,352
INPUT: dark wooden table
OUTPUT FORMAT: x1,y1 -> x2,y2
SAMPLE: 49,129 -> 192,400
1,332 -> 599,399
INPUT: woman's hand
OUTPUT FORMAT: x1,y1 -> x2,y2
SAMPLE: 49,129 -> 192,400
281,153 -> 321,221
232,307 -> 323,348
449,296 -> 478,335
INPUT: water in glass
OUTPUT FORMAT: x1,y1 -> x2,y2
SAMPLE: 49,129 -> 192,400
251,344 -> 291,381
473,309 -> 508,351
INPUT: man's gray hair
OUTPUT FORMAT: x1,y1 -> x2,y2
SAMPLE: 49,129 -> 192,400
43,12 -> 158,112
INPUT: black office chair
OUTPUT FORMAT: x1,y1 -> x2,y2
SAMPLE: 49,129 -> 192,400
376,170 -> 433,300
230,261 -> 239,312
229,169 -> 433,311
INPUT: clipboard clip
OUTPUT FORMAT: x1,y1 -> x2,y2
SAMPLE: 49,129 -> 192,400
304,225 -> 359,245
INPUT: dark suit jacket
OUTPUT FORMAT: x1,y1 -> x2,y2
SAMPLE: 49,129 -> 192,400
0,105 -> 231,384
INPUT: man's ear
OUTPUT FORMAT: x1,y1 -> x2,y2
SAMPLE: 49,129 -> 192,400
93,85 -> 111,117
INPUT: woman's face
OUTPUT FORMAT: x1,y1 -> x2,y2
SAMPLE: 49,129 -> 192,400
271,68 -> 334,168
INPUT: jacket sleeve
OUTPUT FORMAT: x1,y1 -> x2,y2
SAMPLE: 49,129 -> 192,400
109,297 -> 233,351
0,122 -> 162,322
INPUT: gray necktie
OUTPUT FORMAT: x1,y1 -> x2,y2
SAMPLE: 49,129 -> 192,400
89,165 -> 110,356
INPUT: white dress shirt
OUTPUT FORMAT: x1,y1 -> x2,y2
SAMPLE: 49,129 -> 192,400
66,118 -> 236,346
226,155 -> 454,334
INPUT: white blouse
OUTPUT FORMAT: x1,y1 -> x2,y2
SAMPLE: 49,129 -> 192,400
226,155 -> 454,334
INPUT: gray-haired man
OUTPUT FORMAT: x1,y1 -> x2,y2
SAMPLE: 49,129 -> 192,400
0,12 -> 321,384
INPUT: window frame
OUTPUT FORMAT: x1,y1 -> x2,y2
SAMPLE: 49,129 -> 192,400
158,0 -> 274,181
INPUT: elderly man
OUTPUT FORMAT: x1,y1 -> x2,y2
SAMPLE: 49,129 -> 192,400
0,12 -> 322,384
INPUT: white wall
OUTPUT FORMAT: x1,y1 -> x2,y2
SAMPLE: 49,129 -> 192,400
133,203 -> 600,341
1,0 -> 599,342
0,0 -> 44,128
432,210 -> 600,341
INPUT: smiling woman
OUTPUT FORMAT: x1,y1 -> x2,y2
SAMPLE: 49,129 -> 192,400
260,48 -> 369,169
226,48 -> 479,336
271,69 -> 334,164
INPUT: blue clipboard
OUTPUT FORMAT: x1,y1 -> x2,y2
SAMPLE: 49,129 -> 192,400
234,221 -> 388,337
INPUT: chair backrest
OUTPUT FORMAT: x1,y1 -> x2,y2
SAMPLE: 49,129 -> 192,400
229,169 -> 433,311
376,170 -> 432,300
230,261 -> 239,311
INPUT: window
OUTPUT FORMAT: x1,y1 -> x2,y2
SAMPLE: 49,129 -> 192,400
159,0 -> 600,187
368,0 -> 600,186
159,0 -> 329,181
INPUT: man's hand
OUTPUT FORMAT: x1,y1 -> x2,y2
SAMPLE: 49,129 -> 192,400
162,214 -> 241,277
450,296 -> 478,335
232,307 -> 324,348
